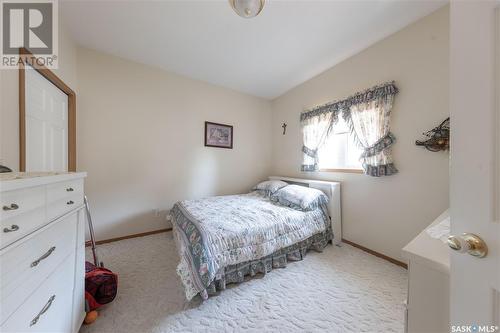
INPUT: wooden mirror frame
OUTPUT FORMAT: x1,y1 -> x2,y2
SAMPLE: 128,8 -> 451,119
19,48 -> 77,171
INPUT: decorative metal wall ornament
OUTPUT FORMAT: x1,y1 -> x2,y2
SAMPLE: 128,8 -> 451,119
415,117 -> 450,152
282,123 -> 287,135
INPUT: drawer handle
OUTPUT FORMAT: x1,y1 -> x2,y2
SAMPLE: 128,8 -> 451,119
67,200 -> 74,205
66,187 -> 74,192
2,203 -> 19,211
30,295 -> 56,327
3,224 -> 19,233
31,246 -> 56,268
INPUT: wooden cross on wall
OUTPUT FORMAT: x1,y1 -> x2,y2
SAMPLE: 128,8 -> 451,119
282,123 -> 287,135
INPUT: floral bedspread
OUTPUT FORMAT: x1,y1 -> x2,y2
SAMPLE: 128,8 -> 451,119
171,192 -> 330,300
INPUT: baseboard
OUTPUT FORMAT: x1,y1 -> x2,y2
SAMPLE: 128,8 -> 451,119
342,238 -> 408,269
85,228 -> 172,247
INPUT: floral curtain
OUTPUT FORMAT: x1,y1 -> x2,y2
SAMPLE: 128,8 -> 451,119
300,81 -> 398,177
300,111 -> 336,171
344,93 -> 397,176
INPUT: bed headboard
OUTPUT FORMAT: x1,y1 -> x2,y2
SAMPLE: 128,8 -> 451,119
268,176 -> 342,245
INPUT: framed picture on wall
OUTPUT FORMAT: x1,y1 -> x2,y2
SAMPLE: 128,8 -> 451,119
204,121 -> 233,149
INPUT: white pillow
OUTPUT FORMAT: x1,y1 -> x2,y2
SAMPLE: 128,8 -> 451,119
271,184 -> 328,211
253,180 -> 288,195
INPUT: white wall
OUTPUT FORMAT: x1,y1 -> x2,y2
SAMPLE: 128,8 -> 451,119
0,18 -> 78,170
76,47 -> 272,240
270,7 -> 450,262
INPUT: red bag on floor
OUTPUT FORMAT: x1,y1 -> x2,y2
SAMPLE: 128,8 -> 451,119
85,261 -> 118,311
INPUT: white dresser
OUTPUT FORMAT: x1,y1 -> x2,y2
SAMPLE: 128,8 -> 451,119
0,172 -> 87,333
402,210 -> 450,333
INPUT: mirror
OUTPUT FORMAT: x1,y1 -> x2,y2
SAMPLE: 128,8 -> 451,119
19,48 -> 76,172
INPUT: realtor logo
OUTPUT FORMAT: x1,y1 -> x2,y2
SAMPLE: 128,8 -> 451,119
1,0 -> 58,68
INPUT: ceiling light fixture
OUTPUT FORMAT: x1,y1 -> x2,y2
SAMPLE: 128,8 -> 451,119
229,0 -> 265,19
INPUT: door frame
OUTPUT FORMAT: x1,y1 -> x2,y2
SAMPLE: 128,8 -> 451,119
18,47 -> 77,172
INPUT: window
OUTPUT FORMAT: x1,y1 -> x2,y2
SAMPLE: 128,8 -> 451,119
300,82 -> 398,176
317,113 -> 363,171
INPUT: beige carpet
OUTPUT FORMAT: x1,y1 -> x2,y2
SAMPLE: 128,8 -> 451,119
80,232 -> 407,333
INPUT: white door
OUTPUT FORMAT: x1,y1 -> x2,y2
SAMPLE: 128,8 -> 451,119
450,0 -> 500,329
25,64 -> 69,172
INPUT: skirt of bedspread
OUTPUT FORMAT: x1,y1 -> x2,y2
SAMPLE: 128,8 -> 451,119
200,227 -> 333,300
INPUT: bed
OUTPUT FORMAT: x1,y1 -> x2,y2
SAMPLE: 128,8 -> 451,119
171,176 -> 341,300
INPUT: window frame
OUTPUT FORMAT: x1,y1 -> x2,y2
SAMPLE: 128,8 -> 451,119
316,114 -> 364,173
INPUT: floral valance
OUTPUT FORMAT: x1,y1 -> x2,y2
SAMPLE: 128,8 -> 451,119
300,81 -> 399,122
300,81 -> 399,177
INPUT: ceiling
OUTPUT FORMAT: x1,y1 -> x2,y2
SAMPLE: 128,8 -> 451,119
61,0 -> 447,100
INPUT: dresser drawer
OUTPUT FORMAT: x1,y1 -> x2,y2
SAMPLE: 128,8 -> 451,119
1,206 -> 46,249
0,213 -> 77,324
1,254 -> 75,333
47,193 -> 83,221
0,187 -> 45,222
47,179 -> 83,203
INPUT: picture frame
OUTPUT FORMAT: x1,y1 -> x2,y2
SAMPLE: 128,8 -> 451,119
204,121 -> 233,149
